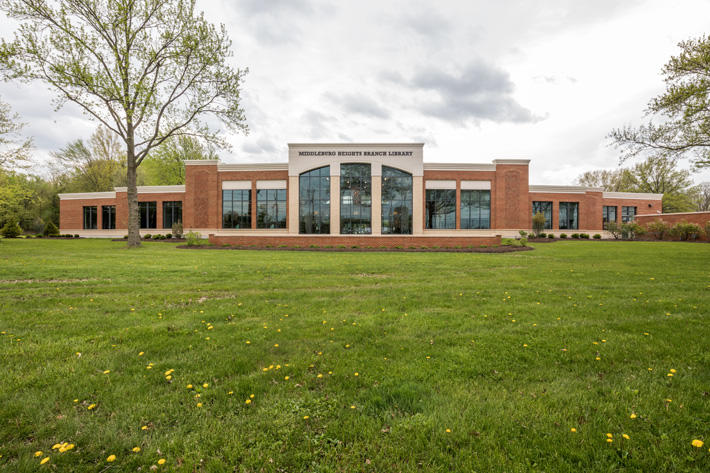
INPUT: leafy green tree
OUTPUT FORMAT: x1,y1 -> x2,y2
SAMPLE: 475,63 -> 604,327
0,97 -> 31,169
688,182 -> 710,211
0,169 -> 37,228
1,0 -> 248,247
576,156 -> 696,213
51,126 -> 127,192
609,35 -> 710,169
141,135 -> 216,185
531,212 -> 546,237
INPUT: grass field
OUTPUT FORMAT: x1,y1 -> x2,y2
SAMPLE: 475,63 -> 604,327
0,239 -> 708,472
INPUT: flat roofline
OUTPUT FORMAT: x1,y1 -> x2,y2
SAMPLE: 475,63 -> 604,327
288,142 -> 425,147
530,185 -> 603,193
58,191 -> 116,200
113,185 -> 185,194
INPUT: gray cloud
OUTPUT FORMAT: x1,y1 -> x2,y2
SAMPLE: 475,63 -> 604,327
241,136 -> 278,156
324,92 -> 390,119
384,62 -> 539,124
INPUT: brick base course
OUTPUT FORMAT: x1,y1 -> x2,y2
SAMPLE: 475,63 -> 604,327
208,234 -> 502,248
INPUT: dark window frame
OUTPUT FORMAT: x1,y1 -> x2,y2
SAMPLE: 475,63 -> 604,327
222,189 -> 252,229
340,163 -> 372,235
299,166 -> 330,234
381,166 -> 413,235
558,202 -> 579,230
139,201 -> 157,229
101,205 -> 116,230
83,206 -> 97,230
603,205 -> 617,226
425,189 -> 456,229
257,189 -> 287,229
162,201 -> 183,229
532,201 -> 553,229
461,189 -> 491,229
621,206 -> 637,223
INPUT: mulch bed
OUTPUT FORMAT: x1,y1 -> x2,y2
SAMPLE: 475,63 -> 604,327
111,238 -> 186,242
176,244 -> 534,253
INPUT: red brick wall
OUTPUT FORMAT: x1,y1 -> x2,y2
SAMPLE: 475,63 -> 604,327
209,234 -> 502,248
527,193 -> 662,231
60,198 -> 118,230
636,212 -> 710,240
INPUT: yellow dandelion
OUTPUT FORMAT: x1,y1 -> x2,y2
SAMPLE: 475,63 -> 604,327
52,444 -> 61,450
34,451 -> 43,457
40,457 -> 49,465
692,439 -> 704,448
274,344 -> 279,347
606,433 -> 613,438
284,376 -> 290,380
106,454 -> 116,462
630,413 -> 637,419
622,434 -> 630,440
317,374 -> 323,378
138,352 -> 144,356
203,383 -> 208,388
165,375 -> 172,381
245,399 -> 251,404
246,340 -> 251,344
570,428 -> 577,433
228,391 -> 233,395
354,372 -> 359,377
303,415 -> 309,420
73,399 -> 78,403
445,428 -> 451,433
606,439 -> 613,443
158,458 -> 166,465
667,373 -> 673,377
103,370 -> 110,374
196,402 -> 203,407
141,425 -> 148,430
670,369 -> 677,373
186,384 -> 193,389
132,447 -> 141,453
250,394 -> 254,398
87,403 -> 96,410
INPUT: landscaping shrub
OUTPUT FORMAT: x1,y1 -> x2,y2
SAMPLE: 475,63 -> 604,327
548,234 -> 554,239
519,237 -> 528,247
36,234 -> 43,238
172,221 -> 183,239
43,221 -> 59,237
144,234 -> 152,239
532,212 -> 546,237
705,221 -> 710,240
1,218 -> 23,238
559,233 -> 567,239
518,230 -> 528,239
74,234 -> 80,238
166,233 -> 173,239
123,235 -> 128,239
580,233 -> 590,239
593,234 -> 601,239
185,231 -> 203,247
571,233 -> 580,239
604,221 -> 622,239
621,222 -> 645,240
647,220 -> 670,240
539,232 -> 547,238
670,221 -> 701,241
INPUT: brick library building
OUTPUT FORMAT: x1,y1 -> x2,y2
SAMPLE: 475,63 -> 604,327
59,143 -> 663,247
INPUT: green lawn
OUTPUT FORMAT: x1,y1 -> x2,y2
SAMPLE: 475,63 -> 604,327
0,240 -> 708,472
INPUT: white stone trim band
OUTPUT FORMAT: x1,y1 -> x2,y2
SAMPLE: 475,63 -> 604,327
461,180 -> 491,190
256,180 -> 287,190
222,181 -> 251,190
425,180 -> 457,190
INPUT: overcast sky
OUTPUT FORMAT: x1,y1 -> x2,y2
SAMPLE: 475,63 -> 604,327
2,0 -> 710,185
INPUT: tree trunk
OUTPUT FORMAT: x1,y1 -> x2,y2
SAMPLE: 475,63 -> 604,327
126,129 -> 141,248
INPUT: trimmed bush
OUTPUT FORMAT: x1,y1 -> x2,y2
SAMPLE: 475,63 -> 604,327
593,234 -> 601,239
519,230 -> 528,239
647,220 -> 670,240
185,231 -> 203,247
571,233 -> 580,239
43,221 -> 59,237
539,232 -> 547,238
143,234 -> 152,239
604,222 -> 622,239
519,237 -> 528,247
670,221 -> 701,241
165,233 -> 173,239
580,233 -> 590,239
1,219 -> 23,238
548,234 -> 555,239
560,233 -> 567,239
74,234 -> 80,239
621,222 -> 645,240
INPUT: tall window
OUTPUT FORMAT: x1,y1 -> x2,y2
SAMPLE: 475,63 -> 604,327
299,166 -> 330,234
461,190 -> 491,229
257,189 -> 287,229
603,206 -> 617,226
532,201 -> 552,229
102,205 -> 115,230
622,206 -> 637,223
83,206 -> 97,229
139,201 -> 157,229
559,202 -> 578,230
340,163 -> 372,234
425,189 -> 456,229
163,201 -> 182,229
381,166 -> 412,234
222,190 -> 251,228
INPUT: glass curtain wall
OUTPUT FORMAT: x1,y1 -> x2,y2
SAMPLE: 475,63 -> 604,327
532,201 -> 553,229
222,190 -> 251,228
558,202 -> 579,230
299,166 -> 330,234
139,201 -> 157,229
381,166 -> 412,234
340,163 -> 372,234
162,201 -> 182,229
101,205 -> 116,229
83,206 -> 97,229
257,189 -> 287,229
461,190 -> 491,229
425,190 -> 456,229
